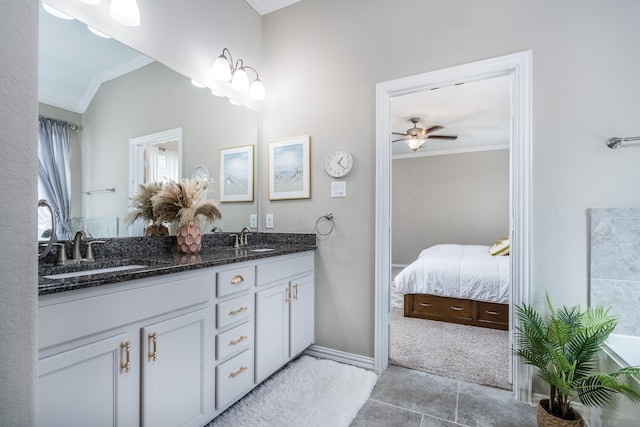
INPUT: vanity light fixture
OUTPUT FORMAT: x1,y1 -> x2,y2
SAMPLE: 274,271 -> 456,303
190,79 -> 207,88
211,48 -> 266,101
42,2 -> 74,20
87,26 -> 111,38
109,0 -> 140,27
78,0 -> 102,5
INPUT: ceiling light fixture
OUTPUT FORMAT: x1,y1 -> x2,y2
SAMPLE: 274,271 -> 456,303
87,26 -> 111,38
109,0 -> 140,27
211,48 -> 266,101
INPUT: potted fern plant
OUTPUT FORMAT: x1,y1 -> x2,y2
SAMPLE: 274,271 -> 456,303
515,295 -> 640,427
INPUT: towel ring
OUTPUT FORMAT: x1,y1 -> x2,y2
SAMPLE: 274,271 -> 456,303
315,213 -> 335,236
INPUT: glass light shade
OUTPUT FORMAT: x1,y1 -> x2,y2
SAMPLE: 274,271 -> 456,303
228,98 -> 241,106
109,0 -> 140,27
405,137 -> 425,152
210,89 -> 223,97
249,79 -> 266,101
211,55 -> 232,81
190,79 -> 206,88
79,0 -> 102,5
231,68 -> 249,91
42,3 -> 74,20
87,26 -> 111,38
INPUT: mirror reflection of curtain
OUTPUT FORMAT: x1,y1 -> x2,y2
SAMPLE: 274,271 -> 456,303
164,149 -> 179,182
144,145 -> 159,184
38,117 -> 72,239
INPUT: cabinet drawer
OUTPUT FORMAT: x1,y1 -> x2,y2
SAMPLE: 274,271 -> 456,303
216,349 -> 254,410
217,265 -> 255,298
477,301 -> 509,325
217,294 -> 253,329
256,253 -> 313,286
411,294 -> 473,320
216,321 -> 252,361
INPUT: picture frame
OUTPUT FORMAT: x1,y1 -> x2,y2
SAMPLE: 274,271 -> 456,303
268,135 -> 311,200
219,144 -> 254,202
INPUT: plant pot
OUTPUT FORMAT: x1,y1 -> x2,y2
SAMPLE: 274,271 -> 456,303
536,399 -> 583,427
144,223 -> 169,237
176,221 -> 202,254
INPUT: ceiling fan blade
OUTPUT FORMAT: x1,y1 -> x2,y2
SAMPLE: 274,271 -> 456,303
391,132 -> 406,136
425,125 -> 444,134
391,138 -> 404,143
427,135 -> 458,140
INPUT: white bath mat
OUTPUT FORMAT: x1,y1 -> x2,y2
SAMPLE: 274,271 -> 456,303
208,356 -> 378,427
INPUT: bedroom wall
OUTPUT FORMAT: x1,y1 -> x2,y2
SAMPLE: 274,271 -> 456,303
261,0 -> 640,359
392,149 -> 509,265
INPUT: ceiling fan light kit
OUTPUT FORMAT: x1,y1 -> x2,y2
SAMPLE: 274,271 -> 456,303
391,117 -> 458,152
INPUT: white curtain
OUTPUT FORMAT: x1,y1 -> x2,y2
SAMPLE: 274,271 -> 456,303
38,117 -> 72,239
145,145 -> 159,183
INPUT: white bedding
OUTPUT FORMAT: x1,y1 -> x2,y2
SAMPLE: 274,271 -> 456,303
393,244 -> 510,304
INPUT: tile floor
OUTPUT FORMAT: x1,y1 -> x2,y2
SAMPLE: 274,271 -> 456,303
350,365 -> 537,427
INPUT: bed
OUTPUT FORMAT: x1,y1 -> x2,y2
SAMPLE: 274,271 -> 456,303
393,244 -> 510,330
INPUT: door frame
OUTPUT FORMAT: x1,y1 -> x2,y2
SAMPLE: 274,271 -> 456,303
374,51 -> 533,402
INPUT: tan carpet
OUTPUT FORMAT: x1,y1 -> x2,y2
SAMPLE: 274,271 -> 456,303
389,307 -> 511,390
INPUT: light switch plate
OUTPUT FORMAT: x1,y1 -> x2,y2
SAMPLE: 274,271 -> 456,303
331,181 -> 347,198
249,214 -> 257,228
266,213 -> 274,229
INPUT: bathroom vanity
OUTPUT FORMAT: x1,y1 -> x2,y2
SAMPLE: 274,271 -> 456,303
37,237 -> 315,427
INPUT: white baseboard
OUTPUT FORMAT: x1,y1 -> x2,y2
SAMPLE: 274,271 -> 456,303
304,345 -> 377,372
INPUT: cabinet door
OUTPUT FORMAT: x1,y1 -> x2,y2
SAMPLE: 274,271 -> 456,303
290,274 -> 315,357
39,333 -> 134,427
255,283 -> 289,383
141,309 -> 212,427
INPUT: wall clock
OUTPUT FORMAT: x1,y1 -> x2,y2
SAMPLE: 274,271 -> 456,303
192,166 -> 210,181
324,148 -> 353,178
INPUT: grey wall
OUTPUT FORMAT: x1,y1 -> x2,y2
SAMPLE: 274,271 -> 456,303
392,150 -> 509,265
0,1 -> 38,425
262,0 -> 640,358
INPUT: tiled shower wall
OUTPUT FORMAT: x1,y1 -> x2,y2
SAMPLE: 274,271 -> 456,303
590,208 -> 640,337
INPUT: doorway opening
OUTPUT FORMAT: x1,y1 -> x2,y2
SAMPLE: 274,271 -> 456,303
374,51 -> 533,403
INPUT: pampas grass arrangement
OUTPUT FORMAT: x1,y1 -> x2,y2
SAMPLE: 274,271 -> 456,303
151,178 -> 222,228
125,182 -> 170,236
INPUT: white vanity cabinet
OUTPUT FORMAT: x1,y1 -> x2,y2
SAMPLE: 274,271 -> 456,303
255,253 -> 315,383
38,269 -> 214,427
38,250 -> 315,426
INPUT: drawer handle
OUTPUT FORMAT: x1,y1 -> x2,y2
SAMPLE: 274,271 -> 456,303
418,303 -> 432,307
229,306 -> 248,316
230,275 -> 244,285
121,341 -> 131,373
230,335 -> 249,346
450,306 -> 464,311
293,283 -> 299,300
149,332 -> 158,362
229,366 -> 248,378
485,310 -> 501,316
286,287 -> 291,304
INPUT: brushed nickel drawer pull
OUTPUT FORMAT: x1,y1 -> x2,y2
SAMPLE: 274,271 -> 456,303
230,335 -> 248,346
293,283 -> 299,300
418,303 -> 432,307
450,306 -> 464,311
149,332 -> 158,362
230,274 -> 244,284
121,341 -> 131,373
486,310 -> 501,315
286,287 -> 291,304
229,306 -> 248,316
229,366 -> 248,378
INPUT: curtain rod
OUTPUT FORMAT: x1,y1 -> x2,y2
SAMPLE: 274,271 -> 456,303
39,115 -> 81,131
606,136 -> 640,149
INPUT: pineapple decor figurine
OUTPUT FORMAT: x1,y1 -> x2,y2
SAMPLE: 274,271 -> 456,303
152,178 -> 222,254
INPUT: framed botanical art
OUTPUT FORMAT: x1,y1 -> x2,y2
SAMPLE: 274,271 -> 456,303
268,136 -> 311,200
219,144 -> 254,202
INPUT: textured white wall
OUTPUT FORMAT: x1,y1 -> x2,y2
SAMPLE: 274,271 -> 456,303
0,1 -> 38,425
262,0 -> 640,357
392,150 -> 509,265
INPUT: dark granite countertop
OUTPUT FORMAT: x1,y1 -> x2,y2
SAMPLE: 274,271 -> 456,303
38,233 -> 316,296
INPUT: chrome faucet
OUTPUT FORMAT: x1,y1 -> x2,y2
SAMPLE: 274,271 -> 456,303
239,227 -> 252,247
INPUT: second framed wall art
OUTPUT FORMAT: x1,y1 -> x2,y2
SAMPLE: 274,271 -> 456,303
268,135 -> 310,200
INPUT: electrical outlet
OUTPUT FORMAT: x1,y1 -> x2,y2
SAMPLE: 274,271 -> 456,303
266,213 -> 274,229
249,214 -> 257,228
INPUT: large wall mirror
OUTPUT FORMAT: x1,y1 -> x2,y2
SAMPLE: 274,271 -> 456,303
38,4 -> 258,239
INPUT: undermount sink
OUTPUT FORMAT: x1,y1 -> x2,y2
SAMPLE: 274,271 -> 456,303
42,264 -> 149,279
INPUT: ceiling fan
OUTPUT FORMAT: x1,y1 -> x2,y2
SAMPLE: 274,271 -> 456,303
392,117 -> 458,151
